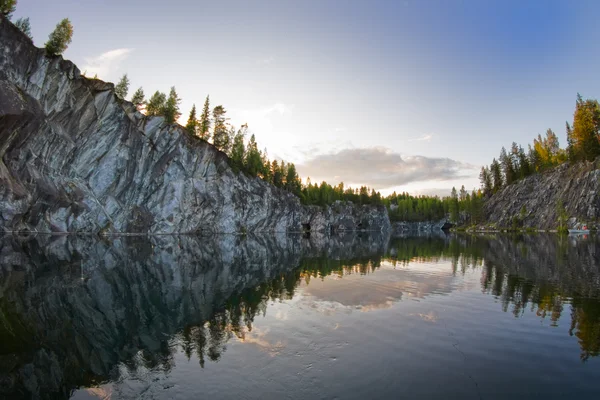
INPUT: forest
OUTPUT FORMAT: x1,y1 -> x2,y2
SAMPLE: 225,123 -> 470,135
479,94 -> 600,195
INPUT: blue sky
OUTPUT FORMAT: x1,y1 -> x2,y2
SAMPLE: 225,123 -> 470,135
12,0 -> 600,196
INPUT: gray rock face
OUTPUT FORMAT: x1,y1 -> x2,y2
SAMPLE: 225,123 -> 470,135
482,161 -> 600,229
391,219 -> 450,235
0,17 -> 390,234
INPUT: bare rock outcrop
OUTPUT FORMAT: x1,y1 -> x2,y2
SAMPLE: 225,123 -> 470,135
482,160 -> 600,229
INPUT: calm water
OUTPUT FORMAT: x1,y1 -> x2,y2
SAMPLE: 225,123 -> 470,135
1,232 -> 600,399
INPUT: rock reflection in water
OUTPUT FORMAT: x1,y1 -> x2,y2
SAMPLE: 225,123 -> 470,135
0,232 -> 600,399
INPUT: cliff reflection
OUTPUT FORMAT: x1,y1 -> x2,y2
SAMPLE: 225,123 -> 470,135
1,232 -> 600,398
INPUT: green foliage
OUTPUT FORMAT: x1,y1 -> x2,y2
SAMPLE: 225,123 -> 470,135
0,0 -> 16,18
185,104 -> 198,135
198,95 -> 211,141
131,87 -> 145,110
212,105 -> 229,151
45,18 -> 73,56
14,17 -> 32,39
449,187 -> 459,223
114,74 -> 129,100
479,166 -> 492,196
229,124 -> 247,171
146,91 -> 166,116
163,87 -> 181,124
244,134 -> 262,176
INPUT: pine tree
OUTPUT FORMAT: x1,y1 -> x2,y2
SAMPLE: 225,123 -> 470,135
163,86 -> 181,124
45,18 -> 73,56
271,160 -> 283,187
212,105 -> 229,150
0,0 -> 16,18
185,104 -> 198,135
244,134 -> 262,176
14,17 -> 32,39
449,187 -> 459,223
131,87 -> 145,110
499,147 -> 515,185
479,166 -> 492,196
230,124 -> 247,172
490,158 -> 503,193
146,91 -> 166,116
114,74 -> 130,100
285,163 -> 301,196
198,95 -> 211,141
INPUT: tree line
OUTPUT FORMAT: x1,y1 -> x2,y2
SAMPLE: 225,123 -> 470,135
479,94 -> 600,195
114,74 -> 389,206
383,187 -> 484,225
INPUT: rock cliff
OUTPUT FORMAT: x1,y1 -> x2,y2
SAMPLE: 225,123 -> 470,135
482,160 -> 600,229
0,17 -> 389,234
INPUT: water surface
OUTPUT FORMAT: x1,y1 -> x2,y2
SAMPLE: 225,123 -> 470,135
1,233 -> 600,399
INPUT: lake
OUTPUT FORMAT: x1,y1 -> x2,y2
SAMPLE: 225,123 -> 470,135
1,232 -> 599,399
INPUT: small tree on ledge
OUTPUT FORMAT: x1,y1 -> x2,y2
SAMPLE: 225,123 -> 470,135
45,18 -> 73,56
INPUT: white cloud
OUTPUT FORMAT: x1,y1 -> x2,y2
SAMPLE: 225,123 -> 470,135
81,48 -> 133,79
296,147 -> 478,190
408,134 -> 433,142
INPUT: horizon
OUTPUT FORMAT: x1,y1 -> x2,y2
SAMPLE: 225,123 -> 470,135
12,0 -> 600,197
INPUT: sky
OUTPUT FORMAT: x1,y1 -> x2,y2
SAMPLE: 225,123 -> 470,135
12,0 -> 600,196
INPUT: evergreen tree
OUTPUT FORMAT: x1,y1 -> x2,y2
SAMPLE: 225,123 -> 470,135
163,86 -> 181,124
260,147 -> 271,181
449,187 -> 459,223
146,91 -> 166,116
14,17 -> 32,39
198,95 -> 211,141
230,124 -> 247,171
479,166 -> 492,196
517,145 -> 531,178
45,18 -> 73,56
490,158 -> 503,193
285,163 -> 301,196
114,74 -> 129,100
131,87 -> 145,110
0,0 -> 16,18
566,121 -> 575,161
185,104 -> 198,135
212,105 -> 229,150
244,134 -> 262,176
499,146 -> 515,185
271,160 -> 283,187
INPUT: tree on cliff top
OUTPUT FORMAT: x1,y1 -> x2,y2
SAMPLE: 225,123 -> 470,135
0,0 -> 17,18
146,91 -> 166,116
131,87 -> 145,110
185,104 -> 198,135
45,18 -> 73,56
14,17 -> 32,39
114,74 -> 130,100
198,95 -> 211,141
569,95 -> 600,162
163,87 -> 181,124
212,105 -> 230,151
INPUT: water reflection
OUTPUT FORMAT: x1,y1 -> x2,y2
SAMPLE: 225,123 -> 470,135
0,232 -> 599,398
